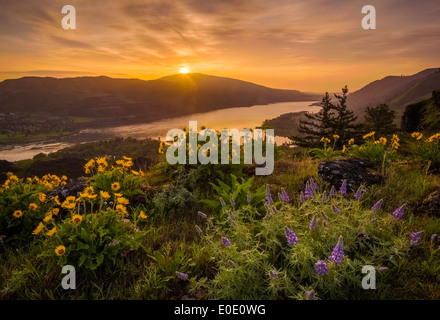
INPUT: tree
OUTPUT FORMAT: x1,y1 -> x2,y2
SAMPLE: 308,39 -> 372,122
364,103 -> 397,135
290,86 -> 359,148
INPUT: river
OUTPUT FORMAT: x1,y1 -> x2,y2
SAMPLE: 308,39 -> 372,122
0,101 -> 320,161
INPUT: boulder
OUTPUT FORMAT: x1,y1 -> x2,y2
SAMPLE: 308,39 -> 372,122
318,159 -> 384,191
47,178 -> 88,201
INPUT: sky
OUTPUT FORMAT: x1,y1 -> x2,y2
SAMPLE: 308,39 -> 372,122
0,0 -> 439,92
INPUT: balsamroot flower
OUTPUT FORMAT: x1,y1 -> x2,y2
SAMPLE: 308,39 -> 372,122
392,204 -> 406,220
309,215 -> 317,231
221,236 -> 231,247
339,179 -> 347,195
284,227 -> 298,246
354,186 -> 363,200
332,205 -> 341,214
55,245 -> 66,256
176,271 -> 189,281
410,231 -> 424,246
371,199 -> 383,212
269,270 -> 279,279
328,235 -> 344,264
279,188 -> 290,203
329,186 -> 336,197
314,260 -> 328,276
266,184 -> 274,205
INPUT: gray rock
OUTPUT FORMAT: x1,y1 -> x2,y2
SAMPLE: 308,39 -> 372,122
318,159 -> 383,191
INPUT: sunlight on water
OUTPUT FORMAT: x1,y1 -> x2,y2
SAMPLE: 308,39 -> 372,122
0,101 -> 319,161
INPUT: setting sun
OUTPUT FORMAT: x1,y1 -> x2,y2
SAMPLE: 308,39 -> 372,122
179,67 -> 190,74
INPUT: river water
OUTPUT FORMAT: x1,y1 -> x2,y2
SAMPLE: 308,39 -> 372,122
0,101 -> 320,161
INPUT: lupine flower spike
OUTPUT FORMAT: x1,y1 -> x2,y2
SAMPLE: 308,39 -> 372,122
328,235 -> 344,264
221,236 -> 232,247
266,184 -> 274,205
329,186 -> 336,197
392,204 -> 406,219
309,215 -> 317,230
354,186 -> 363,200
285,227 -> 299,246
314,260 -> 328,276
279,188 -> 290,203
339,180 -> 347,195
410,231 -> 424,246
371,199 -> 383,212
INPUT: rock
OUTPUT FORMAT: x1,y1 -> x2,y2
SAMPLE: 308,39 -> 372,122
47,178 -> 88,201
419,189 -> 440,216
318,159 -> 384,191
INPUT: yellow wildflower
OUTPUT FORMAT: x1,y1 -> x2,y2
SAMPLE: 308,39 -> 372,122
61,196 -> 77,210
348,138 -> 355,145
29,203 -> 38,211
13,210 -> 23,218
111,182 -> 121,191
39,193 -> 46,203
55,245 -> 66,256
52,208 -> 60,216
411,132 -> 423,140
379,137 -> 387,145
342,145 -> 346,153
72,214 -> 83,224
46,227 -> 56,237
117,197 -> 129,205
43,214 -> 52,222
333,134 -> 340,140
54,195 -> 61,206
116,204 -> 128,216
114,192 -> 123,197
363,131 -> 375,139
139,211 -> 148,219
32,222 -> 44,235
100,190 -> 111,200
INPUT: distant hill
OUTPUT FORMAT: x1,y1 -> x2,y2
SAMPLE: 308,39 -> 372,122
0,73 -> 320,124
347,68 -> 440,119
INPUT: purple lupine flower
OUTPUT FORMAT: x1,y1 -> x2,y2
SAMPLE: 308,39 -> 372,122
195,225 -> 203,235
305,289 -> 316,300
321,191 -> 327,203
284,227 -> 299,246
410,231 -> 424,246
304,182 -> 314,199
329,186 -> 336,197
279,188 -> 290,203
269,270 -> 279,279
392,204 -> 406,219
309,215 -> 317,231
309,178 -> 318,191
176,271 -> 189,281
328,235 -> 344,264
354,186 -> 363,200
300,191 -> 305,203
371,199 -> 383,212
197,211 -> 207,219
314,260 -> 328,276
219,197 -> 226,207
266,184 -> 274,205
227,260 -> 236,268
228,211 -> 236,221
247,191 -> 252,204
221,236 -> 231,247
229,194 -> 235,207
339,179 -> 347,195
332,205 -> 341,214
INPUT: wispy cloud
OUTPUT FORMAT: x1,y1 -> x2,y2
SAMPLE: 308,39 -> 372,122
0,0 -> 439,91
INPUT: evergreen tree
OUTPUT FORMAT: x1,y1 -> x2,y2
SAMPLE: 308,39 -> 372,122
290,86 -> 359,148
364,103 -> 397,135
329,86 -> 360,148
290,92 -> 335,147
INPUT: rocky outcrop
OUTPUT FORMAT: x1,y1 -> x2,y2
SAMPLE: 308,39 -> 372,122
318,159 -> 384,191
47,178 -> 88,201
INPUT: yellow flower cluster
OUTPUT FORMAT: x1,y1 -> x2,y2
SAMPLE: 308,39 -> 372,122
363,131 -> 375,139
61,196 -> 77,210
374,137 -> 387,145
3,172 -> 19,190
80,186 -> 97,200
320,137 -> 331,144
114,156 -> 134,173
392,134 -> 400,150
2,173 -> 67,191
158,141 -> 165,154
348,138 -> 355,145
427,133 -> 440,142
411,132 -> 423,140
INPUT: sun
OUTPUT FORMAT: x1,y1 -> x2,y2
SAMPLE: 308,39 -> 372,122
179,67 -> 190,74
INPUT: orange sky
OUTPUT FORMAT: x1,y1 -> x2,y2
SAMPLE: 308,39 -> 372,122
1,0 -> 439,92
